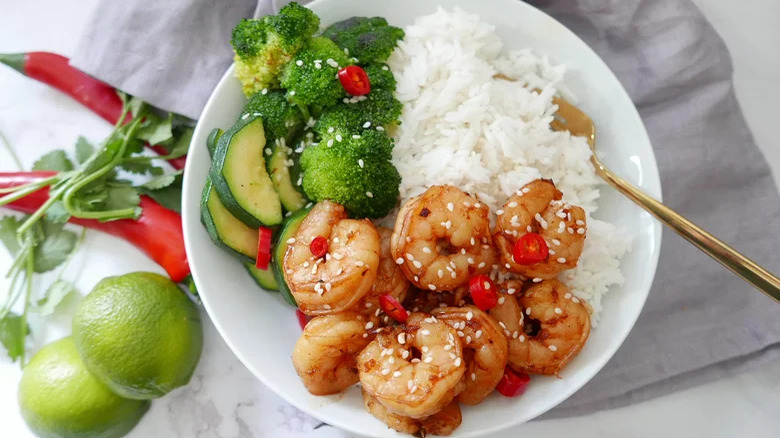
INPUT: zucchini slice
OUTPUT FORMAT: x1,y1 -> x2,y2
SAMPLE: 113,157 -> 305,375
267,140 -> 307,212
244,262 -> 279,291
210,116 -> 282,228
200,179 -> 257,263
206,128 -> 223,158
272,206 -> 312,307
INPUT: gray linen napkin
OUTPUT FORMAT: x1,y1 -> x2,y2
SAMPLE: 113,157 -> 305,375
71,0 -> 780,417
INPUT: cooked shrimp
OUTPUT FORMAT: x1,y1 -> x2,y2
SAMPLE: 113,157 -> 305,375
492,279 -> 589,375
493,179 -> 586,279
356,227 -> 411,319
363,389 -> 462,437
406,287 -> 469,314
284,201 -> 381,315
358,312 -> 466,418
391,186 -> 497,292
292,311 -> 376,395
431,306 -> 508,405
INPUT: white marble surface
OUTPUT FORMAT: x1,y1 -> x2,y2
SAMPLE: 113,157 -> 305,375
1,1 -> 779,437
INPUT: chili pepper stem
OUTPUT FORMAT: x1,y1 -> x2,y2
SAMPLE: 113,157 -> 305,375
0,53 -> 26,75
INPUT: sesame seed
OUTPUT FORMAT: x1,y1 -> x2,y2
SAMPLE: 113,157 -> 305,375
505,263 -> 511,269
498,296 -> 506,304
286,238 -> 296,244
396,257 -> 404,265
498,321 -> 507,329
424,356 -> 433,363
508,201 -> 518,208
572,297 -> 580,303
406,253 -> 415,261
314,63 -> 322,69
264,148 -> 272,156
327,127 -> 334,133
261,88 -> 268,95
496,209 -> 504,215
392,370 -> 402,377
289,90 -> 296,96
335,134 -> 343,142
365,322 -> 374,330
467,257 -> 475,265
398,333 -> 406,344
444,344 -> 452,351
460,248 -> 466,254
577,228 -> 586,234
466,311 -> 473,320
526,308 -> 532,315
519,335 -> 525,342
447,202 -> 454,211
407,379 -> 414,390
451,272 -> 457,279
554,307 -> 563,315
437,270 -> 444,278
428,284 -> 436,291
533,277 -> 542,283
474,202 -> 481,208
362,333 -> 368,338
504,329 -> 511,336
363,121 -> 371,128
526,225 -> 533,233
549,345 -> 558,352
376,126 -> 385,131
366,191 -> 373,198
567,227 -> 575,234
478,262 -> 486,269
454,357 -> 462,367
356,260 -> 365,267
389,357 -> 395,364
323,304 -> 331,309
522,187 -> 531,193
296,60 -> 303,66
557,257 -> 567,263
414,276 -> 419,282
471,373 -> 477,381
327,139 -> 334,147
423,247 -> 432,254
507,288 -> 516,295
463,201 -> 471,207
421,329 -> 431,336
457,331 -> 464,337
381,368 -> 390,375
576,220 -> 585,226
411,358 -> 421,364
565,292 -> 572,299
402,350 -> 410,359
512,331 -> 519,339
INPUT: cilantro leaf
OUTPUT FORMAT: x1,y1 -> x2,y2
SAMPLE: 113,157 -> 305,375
0,216 -> 22,256
139,172 -> 183,213
0,313 -> 27,362
35,280 -> 78,316
32,150 -> 74,172
75,137 -> 95,164
33,220 -> 78,273
128,96 -> 145,119
137,115 -> 173,146
102,183 -> 141,213
45,201 -> 71,224
164,126 -> 193,158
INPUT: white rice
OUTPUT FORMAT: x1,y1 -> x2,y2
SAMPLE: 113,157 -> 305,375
387,7 -> 631,323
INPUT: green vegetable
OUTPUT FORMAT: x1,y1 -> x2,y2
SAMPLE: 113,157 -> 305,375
363,63 -> 396,90
244,262 -> 279,291
200,179 -> 258,263
280,37 -> 352,107
322,17 -> 404,63
267,139 -> 307,212
313,89 -> 401,142
300,130 -> 400,218
210,115 -> 283,227
231,2 -> 320,96
243,89 -> 304,144
273,207 -> 312,307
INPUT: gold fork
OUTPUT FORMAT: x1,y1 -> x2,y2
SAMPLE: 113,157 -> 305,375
551,96 -> 780,303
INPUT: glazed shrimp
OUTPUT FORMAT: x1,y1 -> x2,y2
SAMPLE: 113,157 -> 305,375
391,186 -> 496,292
358,313 -> 466,418
492,279 -> 589,375
284,201 -> 381,315
363,389 -> 462,437
493,179 -> 586,279
488,280 -> 529,373
431,306 -> 508,405
292,311 -> 376,395
356,227 -> 411,318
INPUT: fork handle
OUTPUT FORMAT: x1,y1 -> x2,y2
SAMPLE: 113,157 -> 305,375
594,163 -> 780,303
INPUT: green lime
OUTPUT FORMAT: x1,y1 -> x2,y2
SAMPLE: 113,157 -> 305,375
72,272 -> 203,400
18,337 -> 149,438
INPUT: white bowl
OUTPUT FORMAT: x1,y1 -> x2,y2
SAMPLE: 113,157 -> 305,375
182,0 -> 662,436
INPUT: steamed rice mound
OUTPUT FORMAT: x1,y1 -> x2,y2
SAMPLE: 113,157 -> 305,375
387,7 -> 631,323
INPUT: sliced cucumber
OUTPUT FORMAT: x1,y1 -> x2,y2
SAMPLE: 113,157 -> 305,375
206,128 -> 223,158
267,140 -> 307,212
244,262 -> 279,290
272,206 -> 312,307
210,116 -> 282,228
200,179 -> 257,263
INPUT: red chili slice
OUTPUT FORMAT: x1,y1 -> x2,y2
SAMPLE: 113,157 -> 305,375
512,232 -> 549,265
338,65 -> 371,95
309,236 -> 328,258
295,309 -> 310,330
468,274 -> 499,311
378,294 -> 409,323
255,227 -> 273,270
496,367 -> 531,397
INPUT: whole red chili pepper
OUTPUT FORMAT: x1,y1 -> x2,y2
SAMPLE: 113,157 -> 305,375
0,171 -> 190,283
0,52 -> 186,170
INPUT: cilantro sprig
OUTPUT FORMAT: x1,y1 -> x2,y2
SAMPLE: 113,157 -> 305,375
0,94 -> 192,364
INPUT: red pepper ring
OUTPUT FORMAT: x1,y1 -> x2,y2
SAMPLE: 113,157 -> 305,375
255,227 -> 273,270
512,232 -> 549,265
309,236 -> 329,258
378,294 -> 409,323
338,65 -> 371,96
496,367 -> 531,397
468,274 -> 499,311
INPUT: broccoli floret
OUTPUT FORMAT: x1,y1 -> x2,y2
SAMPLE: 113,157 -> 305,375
313,89 -> 401,141
300,132 -> 400,218
280,37 -> 352,107
322,17 -> 404,63
243,90 -> 303,144
363,63 -> 396,90
231,2 -> 319,96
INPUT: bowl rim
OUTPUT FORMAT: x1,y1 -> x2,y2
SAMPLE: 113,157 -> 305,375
182,0 -> 663,435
